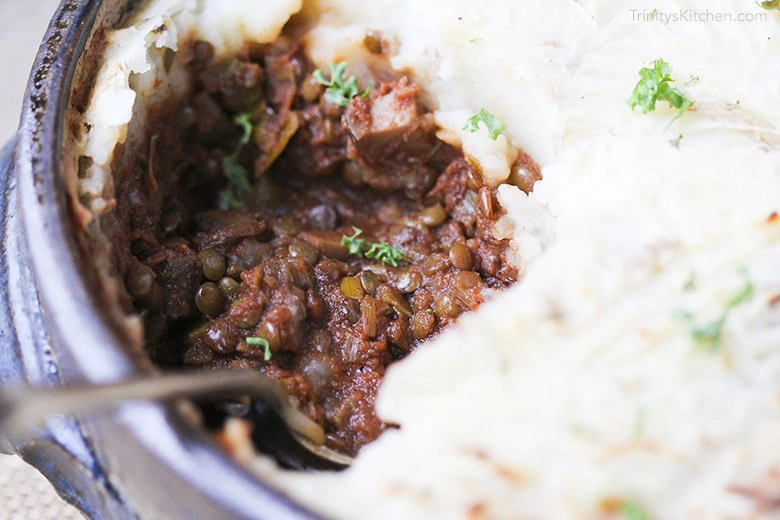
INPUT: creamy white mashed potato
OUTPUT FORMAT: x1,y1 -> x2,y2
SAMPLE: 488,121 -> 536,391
79,0 -> 780,518
78,0 -> 301,214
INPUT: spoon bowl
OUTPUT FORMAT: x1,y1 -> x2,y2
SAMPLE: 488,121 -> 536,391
0,370 -> 352,470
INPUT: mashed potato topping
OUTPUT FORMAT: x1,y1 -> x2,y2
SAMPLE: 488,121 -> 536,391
78,0 -> 780,517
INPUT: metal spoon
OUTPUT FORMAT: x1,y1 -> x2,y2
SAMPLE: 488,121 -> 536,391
0,370 -> 352,469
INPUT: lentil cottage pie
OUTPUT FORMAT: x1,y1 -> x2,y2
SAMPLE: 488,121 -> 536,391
107,34 -> 522,455
72,0 -> 780,518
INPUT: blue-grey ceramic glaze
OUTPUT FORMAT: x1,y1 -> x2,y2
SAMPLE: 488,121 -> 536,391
0,1 -> 320,518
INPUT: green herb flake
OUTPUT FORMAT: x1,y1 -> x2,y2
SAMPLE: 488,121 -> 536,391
760,0 -> 780,10
362,81 -> 374,99
633,408 -> 647,440
246,337 -> 272,361
620,501 -> 649,520
463,108 -> 508,141
365,242 -> 405,267
668,134 -> 683,149
683,272 -> 697,292
727,278 -> 754,308
313,62 -> 369,107
684,75 -> 700,86
691,318 -> 726,350
219,113 -> 256,209
340,226 -> 405,266
234,113 -> 254,146
223,156 -> 252,193
677,275 -> 754,352
673,309 -> 696,322
341,227 -> 368,257
426,308 -> 434,314
219,188 -> 245,210
627,58 -> 693,124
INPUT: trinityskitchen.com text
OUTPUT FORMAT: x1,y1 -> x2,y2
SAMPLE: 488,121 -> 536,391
631,9 -> 768,24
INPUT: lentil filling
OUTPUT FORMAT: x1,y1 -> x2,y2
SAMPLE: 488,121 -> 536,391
113,37 -> 526,456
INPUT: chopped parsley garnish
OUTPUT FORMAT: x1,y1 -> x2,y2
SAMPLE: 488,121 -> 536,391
684,75 -> 700,86
633,408 -> 647,440
234,113 -> 254,145
220,113 -> 255,209
627,58 -> 693,124
683,272 -> 697,292
313,62 -> 370,107
223,156 -> 252,193
341,227 -> 367,256
365,242 -> 406,267
601,497 -> 649,520
463,108 -> 508,141
246,337 -> 272,361
341,227 -> 405,267
620,501 -> 649,520
676,274 -> 754,352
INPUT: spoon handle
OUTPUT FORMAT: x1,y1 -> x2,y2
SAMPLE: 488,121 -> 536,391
0,370 -> 325,445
